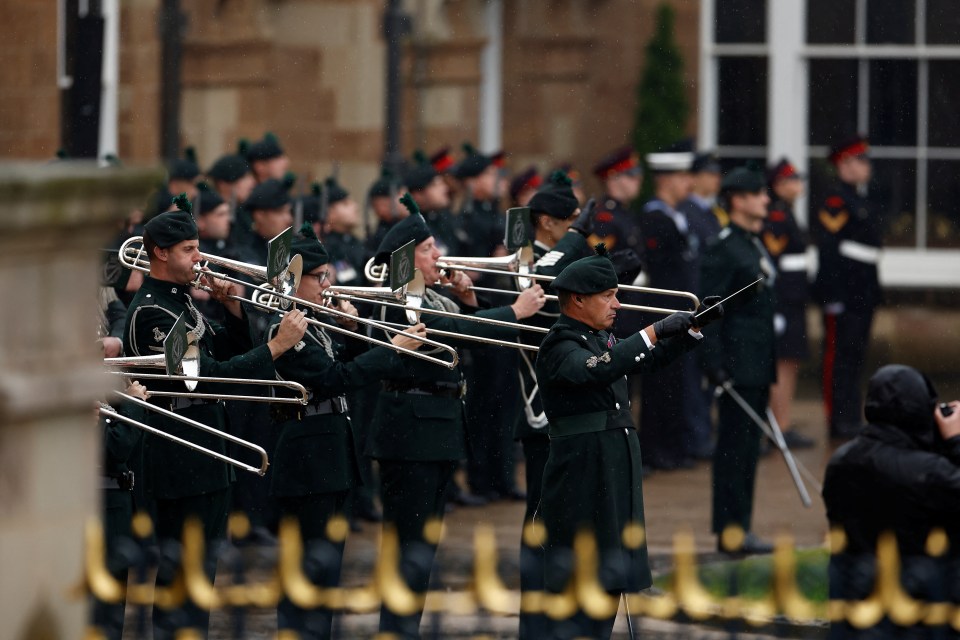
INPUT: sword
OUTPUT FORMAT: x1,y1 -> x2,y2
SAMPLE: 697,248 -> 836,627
693,276 -> 764,323
715,381 -> 813,508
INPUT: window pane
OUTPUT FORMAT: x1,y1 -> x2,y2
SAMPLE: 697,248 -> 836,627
868,60 -> 917,147
927,0 -> 960,44
807,0 -> 855,44
928,61 -> 960,147
808,59 -> 859,146
927,161 -> 960,248
714,0 -> 766,44
872,158 -> 917,248
866,0 -> 915,44
717,57 -> 768,146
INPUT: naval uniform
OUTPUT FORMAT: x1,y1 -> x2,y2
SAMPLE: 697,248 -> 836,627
368,287 -> 519,638
811,182 -> 882,435
637,198 -> 700,468
536,313 -> 701,639
266,308 -> 407,639
123,276 -> 277,639
699,223 -> 777,535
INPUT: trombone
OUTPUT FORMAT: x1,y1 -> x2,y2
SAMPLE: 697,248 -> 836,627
434,247 -> 701,315
118,236 -> 459,370
105,355 -> 311,405
101,390 -> 269,475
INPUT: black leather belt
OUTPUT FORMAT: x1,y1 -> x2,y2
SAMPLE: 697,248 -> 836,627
101,471 -> 135,491
382,381 -> 466,399
162,396 -> 221,412
299,396 -> 348,418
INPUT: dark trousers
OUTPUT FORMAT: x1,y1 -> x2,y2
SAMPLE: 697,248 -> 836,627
91,489 -> 135,640
276,491 -> 349,640
822,308 -> 875,430
152,487 -> 230,640
348,383 -> 380,517
682,353 -> 715,458
519,435 -> 550,640
639,360 -> 688,469
549,604 -> 618,640
465,347 -> 520,496
229,402 -> 280,531
377,459 -> 457,639
712,386 -> 767,534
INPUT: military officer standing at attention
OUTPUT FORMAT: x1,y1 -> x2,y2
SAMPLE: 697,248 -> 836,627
699,167 -> 777,554
536,245 -> 722,640
811,136 -> 882,440
589,146 -> 644,253
124,199 -> 307,638
264,225 -> 427,639
405,151 -> 460,256
636,142 -> 699,470
368,194 -> 545,638
763,158 -> 815,449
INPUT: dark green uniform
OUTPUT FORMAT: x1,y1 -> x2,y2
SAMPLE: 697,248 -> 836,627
123,276 -> 276,639
266,309 -> 406,640
699,222 -> 776,534
368,288 -> 519,638
515,231 -> 590,639
323,231 -> 368,288
536,312 -> 701,638
92,400 -> 144,640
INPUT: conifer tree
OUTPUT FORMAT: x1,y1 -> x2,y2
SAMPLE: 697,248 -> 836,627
633,2 -> 689,197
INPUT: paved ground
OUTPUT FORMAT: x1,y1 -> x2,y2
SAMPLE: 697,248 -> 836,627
131,374 -> 960,638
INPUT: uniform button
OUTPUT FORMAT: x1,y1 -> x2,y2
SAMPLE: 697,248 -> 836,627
634,355 -> 641,362
172,287 -> 178,294
615,402 -> 621,410
581,335 -> 587,340
640,353 -> 646,359
145,294 -> 152,298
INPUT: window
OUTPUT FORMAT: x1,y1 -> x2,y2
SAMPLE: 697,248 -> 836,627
717,57 -> 767,146
714,0 -> 766,44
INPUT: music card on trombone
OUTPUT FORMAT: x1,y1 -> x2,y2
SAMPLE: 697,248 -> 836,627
163,314 -> 190,376
266,226 -> 294,285
504,207 -> 531,251
389,240 -> 416,292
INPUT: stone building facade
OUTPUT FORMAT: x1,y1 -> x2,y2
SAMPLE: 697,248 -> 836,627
1,0 -> 699,197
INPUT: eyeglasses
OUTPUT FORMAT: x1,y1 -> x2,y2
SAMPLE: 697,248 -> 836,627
303,271 -> 330,284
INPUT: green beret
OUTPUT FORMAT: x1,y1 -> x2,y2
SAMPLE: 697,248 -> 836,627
245,176 -> 293,211
322,176 -> 349,205
528,171 -> 579,220
144,194 -> 199,248
404,151 -> 437,192
552,244 -> 619,294
369,168 -> 399,198
452,142 -> 492,180
374,193 -> 431,263
207,150 -> 250,183
291,223 -> 330,274
246,132 -> 285,162
196,182 -> 224,215
721,166 -> 766,194
169,146 -> 200,180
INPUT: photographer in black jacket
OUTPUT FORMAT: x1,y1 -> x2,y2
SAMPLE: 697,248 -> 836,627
823,364 -> 960,638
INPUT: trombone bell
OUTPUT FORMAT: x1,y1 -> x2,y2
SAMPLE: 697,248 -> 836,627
436,246 -> 535,289
105,344 -> 201,391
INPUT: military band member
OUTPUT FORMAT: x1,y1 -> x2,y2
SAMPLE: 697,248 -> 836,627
514,171 -> 588,639
763,158 -> 815,449
700,167 -> 776,554
536,245 -> 721,639
206,140 -> 256,208
265,225 -> 427,639
368,194 -> 545,638
320,176 -> 368,288
241,175 -> 296,268
145,146 -> 200,221
811,136 -> 882,440
123,201 -> 307,638
365,170 -> 407,254
246,131 -> 290,183
92,380 -> 148,640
